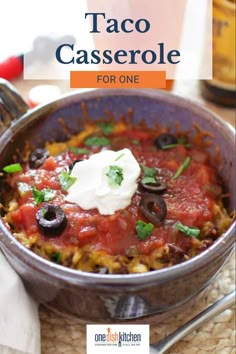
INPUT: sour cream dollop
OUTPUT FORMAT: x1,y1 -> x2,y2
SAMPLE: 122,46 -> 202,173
65,148 -> 141,215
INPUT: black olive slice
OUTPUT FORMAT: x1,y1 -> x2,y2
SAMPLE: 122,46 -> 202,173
141,180 -> 167,193
68,159 -> 82,173
140,194 -> 167,225
29,148 -> 49,169
154,133 -> 178,149
36,204 -> 67,237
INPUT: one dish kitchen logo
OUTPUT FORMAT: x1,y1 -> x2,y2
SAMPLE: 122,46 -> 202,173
95,327 -> 141,346
87,325 -> 149,354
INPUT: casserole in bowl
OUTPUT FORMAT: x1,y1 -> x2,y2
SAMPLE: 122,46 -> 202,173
0,80 -> 235,321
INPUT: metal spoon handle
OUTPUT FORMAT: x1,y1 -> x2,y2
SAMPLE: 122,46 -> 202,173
150,290 -> 235,354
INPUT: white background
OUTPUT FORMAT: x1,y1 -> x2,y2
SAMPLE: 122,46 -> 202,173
87,324 -> 150,354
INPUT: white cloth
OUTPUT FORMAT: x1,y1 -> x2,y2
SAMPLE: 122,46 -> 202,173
0,252 -> 40,354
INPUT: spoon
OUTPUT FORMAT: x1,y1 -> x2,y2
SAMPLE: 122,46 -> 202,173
150,290 -> 235,353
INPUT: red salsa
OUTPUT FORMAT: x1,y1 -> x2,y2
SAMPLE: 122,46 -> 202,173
3,124 -> 232,274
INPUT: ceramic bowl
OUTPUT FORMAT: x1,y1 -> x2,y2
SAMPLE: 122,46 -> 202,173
0,79 -> 235,322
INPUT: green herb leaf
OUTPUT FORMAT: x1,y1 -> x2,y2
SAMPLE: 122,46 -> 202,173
106,165 -> 124,186
136,220 -> 154,240
175,221 -> 200,238
3,163 -> 22,173
32,186 -> 56,205
141,176 -> 157,185
132,139 -> 140,145
50,252 -> 62,263
41,207 -> 47,217
69,146 -> 89,154
162,143 -> 192,150
84,136 -> 110,147
98,122 -> 114,136
140,164 -> 157,185
172,156 -> 191,180
59,172 -> 77,190
32,186 -> 43,205
140,164 -> 156,177
115,153 -> 125,161
177,136 -> 187,144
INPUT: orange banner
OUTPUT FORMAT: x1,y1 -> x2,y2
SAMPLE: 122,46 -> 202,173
70,71 -> 166,89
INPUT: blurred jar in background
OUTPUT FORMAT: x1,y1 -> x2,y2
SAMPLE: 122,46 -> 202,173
201,0 -> 236,106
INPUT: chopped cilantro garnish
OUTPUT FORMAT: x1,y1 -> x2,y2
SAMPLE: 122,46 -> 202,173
3,163 -> 22,173
175,221 -> 200,238
50,252 -> 62,263
32,186 -> 56,205
98,122 -> 114,136
140,164 -> 157,185
136,220 -> 154,240
106,165 -> 124,186
115,153 -> 125,161
59,172 -> 77,190
84,136 -> 110,147
172,156 -> 191,179
69,146 -> 89,154
162,143 -> 192,150
132,139 -> 140,145
142,176 -> 157,184
178,136 -> 187,144
41,207 -> 47,217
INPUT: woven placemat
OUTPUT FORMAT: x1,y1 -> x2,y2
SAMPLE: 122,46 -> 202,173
39,252 -> 235,354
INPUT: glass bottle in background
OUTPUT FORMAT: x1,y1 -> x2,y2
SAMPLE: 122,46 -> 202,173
201,0 -> 236,107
